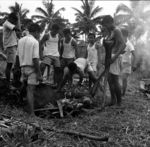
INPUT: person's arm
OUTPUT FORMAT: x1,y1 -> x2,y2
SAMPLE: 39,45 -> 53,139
58,38 -> 64,59
33,41 -> 42,81
111,29 -> 126,63
39,33 -> 49,59
40,33 -> 49,47
71,39 -> 78,58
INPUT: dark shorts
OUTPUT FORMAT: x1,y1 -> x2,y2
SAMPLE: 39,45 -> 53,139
61,58 -> 74,68
42,55 -> 60,67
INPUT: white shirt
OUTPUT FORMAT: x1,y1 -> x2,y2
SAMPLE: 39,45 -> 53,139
17,34 -> 39,66
87,43 -> 98,65
43,32 -> 59,57
122,39 -> 134,64
3,20 -> 17,48
62,37 -> 75,58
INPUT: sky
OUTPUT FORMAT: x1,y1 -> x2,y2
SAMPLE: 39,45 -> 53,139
0,0 -> 130,23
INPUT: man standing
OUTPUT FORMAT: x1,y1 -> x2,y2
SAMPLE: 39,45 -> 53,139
16,23 -> 42,115
101,15 -> 126,106
60,28 -> 78,69
40,24 -> 61,87
3,13 -> 19,85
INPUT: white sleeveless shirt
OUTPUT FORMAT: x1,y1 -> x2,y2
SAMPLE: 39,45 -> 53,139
87,43 -> 98,64
43,32 -> 59,57
62,37 -> 75,58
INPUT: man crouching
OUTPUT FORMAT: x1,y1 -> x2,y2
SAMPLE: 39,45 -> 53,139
57,57 -> 97,91
16,23 -> 42,115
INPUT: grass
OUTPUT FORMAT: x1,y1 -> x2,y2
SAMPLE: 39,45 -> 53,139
0,72 -> 150,147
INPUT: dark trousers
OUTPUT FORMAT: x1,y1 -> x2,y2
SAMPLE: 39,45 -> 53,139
108,73 -> 122,105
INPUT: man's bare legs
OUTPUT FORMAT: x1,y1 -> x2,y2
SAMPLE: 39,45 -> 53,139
122,73 -> 129,96
5,63 -> 13,84
27,85 -> 36,115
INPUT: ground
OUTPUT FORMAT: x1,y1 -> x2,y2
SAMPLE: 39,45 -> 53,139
0,72 -> 150,147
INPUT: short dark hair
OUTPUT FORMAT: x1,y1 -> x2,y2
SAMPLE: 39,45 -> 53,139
51,24 -> 60,31
121,28 -> 128,37
63,28 -> 71,35
88,33 -> 95,38
8,12 -> 18,22
28,23 -> 41,33
68,62 -> 78,73
101,15 -> 114,26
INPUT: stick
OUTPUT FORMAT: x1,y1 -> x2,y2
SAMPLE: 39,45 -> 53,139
0,114 -> 109,142
45,128 -> 109,141
57,100 -> 64,118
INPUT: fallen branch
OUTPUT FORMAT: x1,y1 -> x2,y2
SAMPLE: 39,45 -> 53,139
0,114 -> 109,142
45,128 -> 109,141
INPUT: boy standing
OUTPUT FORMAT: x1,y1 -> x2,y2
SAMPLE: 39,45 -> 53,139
40,24 -> 61,87
121,28 -> 135,96
16,23 -> 42,115
3,13 -> 20,85
60,28 -> 78,69
87,33 -> 99,73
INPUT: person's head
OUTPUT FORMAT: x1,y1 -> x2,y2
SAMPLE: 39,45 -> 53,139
101,15 -> 114,31
88,33 -> 95,44
121,28 -> 128,42
63,28 -> 71,39
28,23 -> 41,39
68,62 -> 78,74
51,24 -> 60,35
8,12 -> 18,25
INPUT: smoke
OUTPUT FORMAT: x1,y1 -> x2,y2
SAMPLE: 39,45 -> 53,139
130,1 -> 150,76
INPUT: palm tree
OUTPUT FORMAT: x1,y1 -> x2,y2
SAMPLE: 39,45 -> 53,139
9,2 -> 30,30
72,0 -> 103,40
32,0 -> 67,32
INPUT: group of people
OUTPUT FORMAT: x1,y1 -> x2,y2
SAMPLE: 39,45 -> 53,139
2,12 -> 135,115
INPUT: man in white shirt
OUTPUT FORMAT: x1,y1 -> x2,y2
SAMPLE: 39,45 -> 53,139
16,23 -> 42,115
3,12 -> 20,84
57,57 -> 97,91
60,28 -> 78,69
40,24 -> 61,87
121,28 -> 135,96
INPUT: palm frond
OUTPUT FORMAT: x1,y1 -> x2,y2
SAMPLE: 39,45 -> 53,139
72,7 -> 84,18
52,7 -> 65,18
36,7 -> 48,17
114,14 -> 132,25
31,15 -> 46,20
90,6 -> 102,18
116,3 -> 132,14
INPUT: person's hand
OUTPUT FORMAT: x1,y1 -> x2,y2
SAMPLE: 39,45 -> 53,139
132,66 -> 137,72
37,73 -> 43,82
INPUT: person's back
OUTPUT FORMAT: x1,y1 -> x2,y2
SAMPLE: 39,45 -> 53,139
122,39 -> 134,65
17,34 -> 39,67
3,20 -> 17,49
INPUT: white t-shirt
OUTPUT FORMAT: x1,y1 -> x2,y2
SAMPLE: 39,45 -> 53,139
122,39 -> 134,64
62,37 -> 75,58
43,32 -> 59,57
87,43 -> 98,71
3,20 -> 17,48
17,34 -> 39,66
